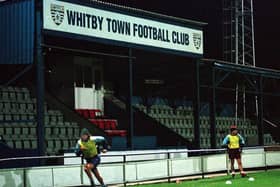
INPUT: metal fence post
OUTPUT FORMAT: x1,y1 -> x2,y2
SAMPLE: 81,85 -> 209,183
23,168 -> 27,187
200,153 -> 205,179
81,157 -> 84,185
167,152 -> 171,183
264,151 -> 267,171
51,168 -> 54,187
123,155 -> 127,187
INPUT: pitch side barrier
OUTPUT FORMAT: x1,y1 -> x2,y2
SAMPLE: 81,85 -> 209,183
0,146 -> 279,187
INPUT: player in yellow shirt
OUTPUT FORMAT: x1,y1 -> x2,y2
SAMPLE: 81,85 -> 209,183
75,128 -> 108,187
222,125 -> 247,178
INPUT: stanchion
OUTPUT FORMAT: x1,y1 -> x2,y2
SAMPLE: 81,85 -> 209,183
51,168 -> 55,187
264,152 -> 267,171
167,152 -> 171,183
23,168 -> 27,187
80,156 -> 84,185
200,152 -> 205,179
123,155 -> 127,187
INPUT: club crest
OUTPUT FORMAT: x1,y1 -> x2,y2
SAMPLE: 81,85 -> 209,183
193,33 -> 202,50
50,4 -> 64,26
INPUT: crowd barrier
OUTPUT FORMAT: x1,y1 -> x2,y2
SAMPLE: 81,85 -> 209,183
0,147 -> 279,187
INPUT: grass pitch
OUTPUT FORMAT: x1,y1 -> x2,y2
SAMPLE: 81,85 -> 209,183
136,170 -> 280,187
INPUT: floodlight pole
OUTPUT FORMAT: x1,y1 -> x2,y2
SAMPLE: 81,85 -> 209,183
223,0 -> 257,126
234,0 -> 239,124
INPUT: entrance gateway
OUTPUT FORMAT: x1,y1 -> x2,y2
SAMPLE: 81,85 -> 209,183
44,0 -> 205,111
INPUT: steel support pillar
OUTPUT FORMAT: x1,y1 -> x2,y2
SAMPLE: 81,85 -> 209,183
193,60 -> 201,148
35,1 -> 45,157
128,48 -> 134,149
210,66 -> 217,148
257,76 -> 264,146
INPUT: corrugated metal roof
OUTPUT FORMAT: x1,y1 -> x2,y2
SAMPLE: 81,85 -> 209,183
203,59 -> 280,79
0,0 -> 35,64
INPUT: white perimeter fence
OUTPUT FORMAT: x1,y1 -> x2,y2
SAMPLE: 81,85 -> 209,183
0,147 -> 280,187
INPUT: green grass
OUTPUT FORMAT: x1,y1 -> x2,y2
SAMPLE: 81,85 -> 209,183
137,170 -> 280,187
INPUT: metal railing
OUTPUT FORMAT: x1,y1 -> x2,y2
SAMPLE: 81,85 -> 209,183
0,146 -> 279,187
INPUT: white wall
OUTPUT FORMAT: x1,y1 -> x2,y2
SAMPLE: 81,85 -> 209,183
1,150 -> 280,187
0,169 -> 24,187
64,149 -> 189,165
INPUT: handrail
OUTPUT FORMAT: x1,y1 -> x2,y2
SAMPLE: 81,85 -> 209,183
0,146 -> 278,187
0,146 -> 266,163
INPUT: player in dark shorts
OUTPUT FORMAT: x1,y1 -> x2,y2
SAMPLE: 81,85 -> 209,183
222,125 -> 247,178
75,128 -> 108,187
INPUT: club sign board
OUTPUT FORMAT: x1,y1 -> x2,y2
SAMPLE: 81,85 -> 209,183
43,0 -> 203,56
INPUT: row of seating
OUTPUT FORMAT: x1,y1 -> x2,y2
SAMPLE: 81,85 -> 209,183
89,119 -> 117,130
147,115 -> 253,129
0,113 -> 64,123
166,125 -> 259,138
0,101 -> 51,112
172,128 -> 194,139
152,116 -> 253,127
45,121 -> 78,127
46,139 -> 77,154
200,134 -> 276,148
76,109 -> 102,119
164,122 -> 258,139
4,138 -> 77,154
0,86 -> 29,92
1,122 -> 80,154
147,106 -> 193,117
44,115 -> 64,123
76,108 -> 127,137
1,121 -> 79,135
135,103 -> 277,148
89,119 -> 127,137
0,100 -> 35,111
154,116 -> 256,128
169,126 -> 271,147
0,86 -> 81,155
0,89 -> 30,101
0,113 -> 35,121
46,126 -> 80,138
137,104 -> 252,122
5,139 -> 38,149
105,130 -> 127,137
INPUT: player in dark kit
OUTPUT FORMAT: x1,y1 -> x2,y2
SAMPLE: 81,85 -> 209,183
222,125 -> 247,178
75,128 -> 108,187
